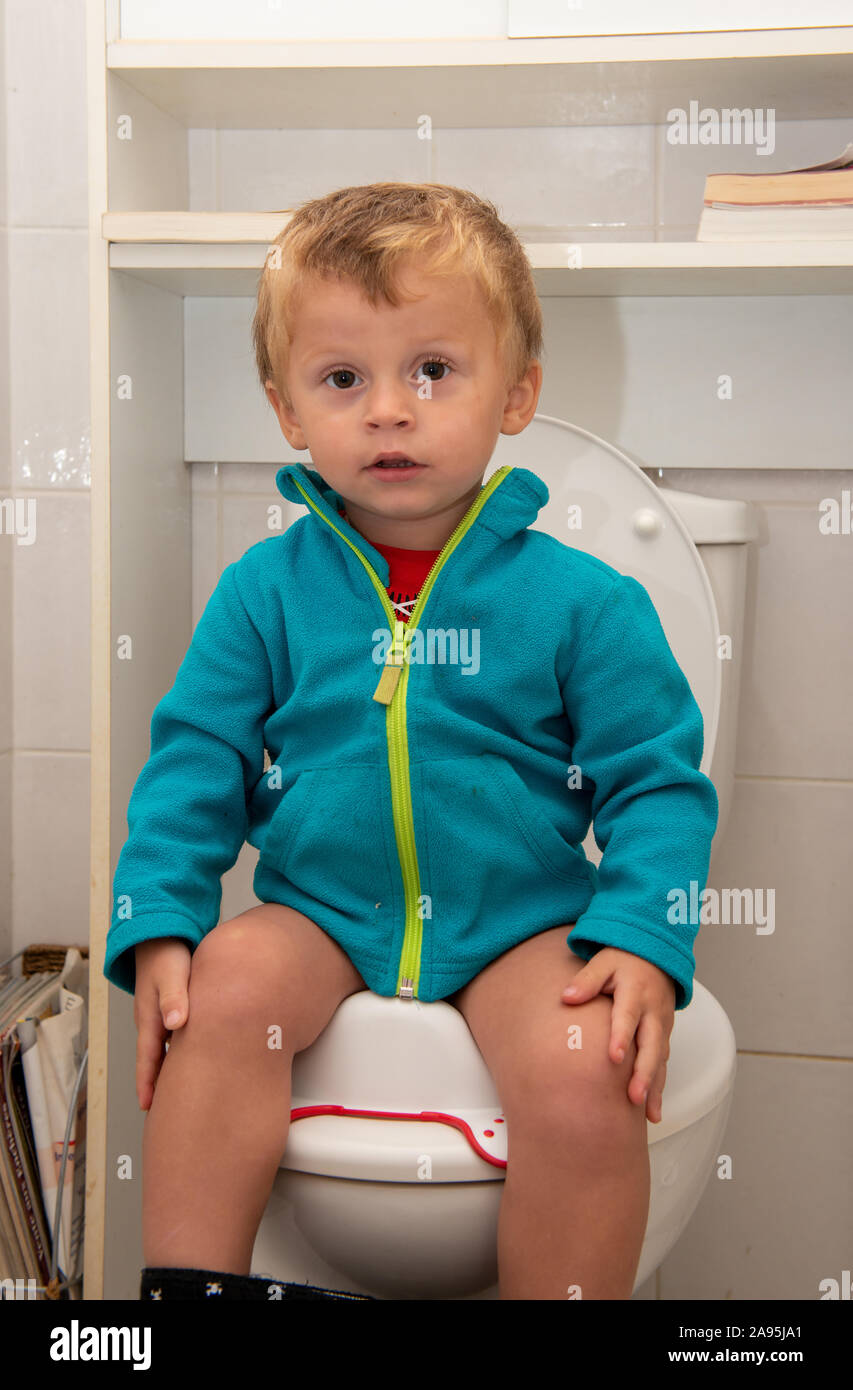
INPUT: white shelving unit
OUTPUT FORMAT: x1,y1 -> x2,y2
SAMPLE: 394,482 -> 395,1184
85,0 -> 853,1298
105,220 -> 853,297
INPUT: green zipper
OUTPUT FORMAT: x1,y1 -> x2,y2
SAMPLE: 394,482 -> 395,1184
290,465 -> 512,999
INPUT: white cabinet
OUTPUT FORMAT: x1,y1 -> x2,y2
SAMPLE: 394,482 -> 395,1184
507,1 -> 853,38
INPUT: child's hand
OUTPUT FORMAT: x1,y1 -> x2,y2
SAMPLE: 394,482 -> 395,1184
561,947 -> 675,1124
134,938 -> 192,1111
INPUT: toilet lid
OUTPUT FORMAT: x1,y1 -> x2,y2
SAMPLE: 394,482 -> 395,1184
487,415 -> 722,773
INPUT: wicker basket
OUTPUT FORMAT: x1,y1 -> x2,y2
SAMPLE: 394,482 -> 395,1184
20,944 -> 89,977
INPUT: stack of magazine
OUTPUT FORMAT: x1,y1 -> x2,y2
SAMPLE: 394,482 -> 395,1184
0,946 -> 88,1300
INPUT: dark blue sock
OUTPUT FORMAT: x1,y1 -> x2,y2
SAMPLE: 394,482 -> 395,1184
140,1265 -> 375,1300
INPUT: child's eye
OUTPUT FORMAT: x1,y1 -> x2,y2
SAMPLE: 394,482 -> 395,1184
417,356 -> 452,382
323,368 -> 362,391
321,357 -> 452,391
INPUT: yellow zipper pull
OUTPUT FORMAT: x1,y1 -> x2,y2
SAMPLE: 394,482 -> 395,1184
373,620 -> 407,704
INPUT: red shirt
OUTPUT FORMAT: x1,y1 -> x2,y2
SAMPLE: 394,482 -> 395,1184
338,508 -> 440,624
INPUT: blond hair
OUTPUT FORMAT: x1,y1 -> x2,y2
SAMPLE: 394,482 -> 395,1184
252,182 -> 544,409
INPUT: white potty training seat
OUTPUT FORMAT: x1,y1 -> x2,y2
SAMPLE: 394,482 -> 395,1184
284,982 -> 736,1182
286,992 -> 506,1182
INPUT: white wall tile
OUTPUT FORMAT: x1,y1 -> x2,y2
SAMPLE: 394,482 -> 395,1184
651,468 -> 853,780
219,462 -> 291,495
0,0 -> 7,229
0,2 -> 12,967
658,1054 -> 852,1299
0,229 -> 10,493
5,0 -> 88,228
0,753 -> 9,961
215,128 -> 427,213
13,491 -> 90,750
701,778 -> 853,1058
8,229 -> 90,489
538,294 -> 853,472
189,459 -> 219,495
221,490 -> 289,570
437,125 -> 656,230
739,501 -> 853,780
210,124 -> 657,230
12,751 -> 90,957
0,508 -> 10,750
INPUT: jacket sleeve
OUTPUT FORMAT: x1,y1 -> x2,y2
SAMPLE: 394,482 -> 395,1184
559,572 -> 719,1010
103,558 -> 272,996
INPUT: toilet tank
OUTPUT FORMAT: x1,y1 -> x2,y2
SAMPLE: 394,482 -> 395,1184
653,484 -> 758,845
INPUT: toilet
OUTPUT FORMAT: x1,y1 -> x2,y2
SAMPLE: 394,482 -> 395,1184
251,415 -> 757,1299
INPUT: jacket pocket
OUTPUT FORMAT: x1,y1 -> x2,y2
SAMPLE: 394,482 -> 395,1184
419,752 -> 593,951
258,768 -> 319,874
258,762 -> 397,923
486,754 -> 593,885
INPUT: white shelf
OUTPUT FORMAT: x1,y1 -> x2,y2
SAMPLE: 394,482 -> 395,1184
107,28 -> 853,66
104,220 -> 853,297
105,31 -> 853,128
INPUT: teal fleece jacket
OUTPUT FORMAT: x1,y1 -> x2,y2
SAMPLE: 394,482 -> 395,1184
104,462 -> 718,1009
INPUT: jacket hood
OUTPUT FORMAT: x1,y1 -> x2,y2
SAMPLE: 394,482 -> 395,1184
274,461 -> 550,583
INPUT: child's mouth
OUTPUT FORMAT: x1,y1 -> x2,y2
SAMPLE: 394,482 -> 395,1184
368,459 -> 425,476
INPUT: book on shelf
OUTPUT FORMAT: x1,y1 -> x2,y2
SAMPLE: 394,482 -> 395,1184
698,143 -> 853,241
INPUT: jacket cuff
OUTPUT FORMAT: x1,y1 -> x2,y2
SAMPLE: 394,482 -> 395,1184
104,913 -> 205,995
567,915 -> 695,1011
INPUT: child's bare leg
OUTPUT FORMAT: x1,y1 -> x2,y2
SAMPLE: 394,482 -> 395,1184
449,925 -> 651,1300
142,905 -> 365,1275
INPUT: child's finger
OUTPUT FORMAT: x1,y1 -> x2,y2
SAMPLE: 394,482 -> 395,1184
625,1012 -> 665,1110
136,1010 -> 167,1110
561,954 -> 610,1004
159,986 -> 189,1033
646,1060 -> 668,1123
607,992 -> 642,1068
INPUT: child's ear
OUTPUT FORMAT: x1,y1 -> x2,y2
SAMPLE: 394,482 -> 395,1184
501,360 -> 543,437
264,380 -> 308,450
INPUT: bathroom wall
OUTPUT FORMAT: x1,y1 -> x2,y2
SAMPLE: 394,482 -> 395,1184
4,0 -> 851,1299
3,0 -> 91,977
0,0 -> 9,966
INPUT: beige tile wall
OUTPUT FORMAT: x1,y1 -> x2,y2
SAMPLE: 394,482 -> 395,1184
4,0 -> 850,1298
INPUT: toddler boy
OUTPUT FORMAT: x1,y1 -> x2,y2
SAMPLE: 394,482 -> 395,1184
105,182 -> 718,1300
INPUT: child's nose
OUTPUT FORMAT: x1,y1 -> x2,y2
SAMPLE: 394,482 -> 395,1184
364,380 -> 417,423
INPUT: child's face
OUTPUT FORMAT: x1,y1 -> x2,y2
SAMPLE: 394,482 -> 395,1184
264,260 -> 542,547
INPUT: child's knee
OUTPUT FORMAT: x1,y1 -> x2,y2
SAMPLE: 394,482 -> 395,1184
504,1002 -> 639,1139
185,916 -> 293,1036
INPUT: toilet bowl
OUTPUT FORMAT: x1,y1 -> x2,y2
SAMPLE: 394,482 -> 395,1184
251,415 -> 757,1299
255,982 -> 736,1299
